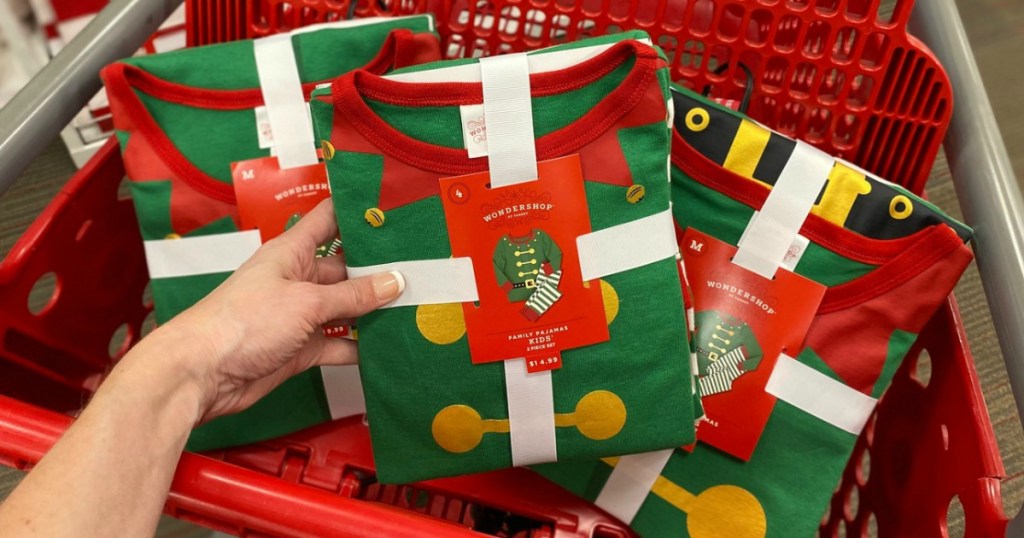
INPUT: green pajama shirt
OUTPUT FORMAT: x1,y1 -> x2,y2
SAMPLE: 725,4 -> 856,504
534,86 -> 973,538
101,16 -> 441,451
312,33 -> 696,483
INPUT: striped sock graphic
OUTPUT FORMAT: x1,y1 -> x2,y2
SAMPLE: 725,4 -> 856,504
706,347 -> 747,375
699,361 -> 746,396
522,269 -> 563,320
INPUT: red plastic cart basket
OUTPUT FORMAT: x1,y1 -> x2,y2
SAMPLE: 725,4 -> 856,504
231,0 -> 953,195
0,0 -> 1012,536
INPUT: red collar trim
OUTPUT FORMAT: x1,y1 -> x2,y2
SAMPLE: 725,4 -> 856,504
331,40 -> 660,176
508,231 -> 537,244
100,29 -> 421,205
670,128 -> 966,313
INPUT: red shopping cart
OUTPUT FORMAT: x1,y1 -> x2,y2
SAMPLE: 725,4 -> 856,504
0,0 -> 1017,536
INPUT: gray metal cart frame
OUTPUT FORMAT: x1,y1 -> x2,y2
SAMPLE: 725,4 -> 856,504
0,0 -> 1020,532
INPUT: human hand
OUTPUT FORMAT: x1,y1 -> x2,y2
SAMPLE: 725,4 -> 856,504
139,199 -> 403,425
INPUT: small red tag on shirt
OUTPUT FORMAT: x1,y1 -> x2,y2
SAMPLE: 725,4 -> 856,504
232,155 -> 351,340
231,155 -> 332,243
683,228 -> 825,461
439,154 -> 609,364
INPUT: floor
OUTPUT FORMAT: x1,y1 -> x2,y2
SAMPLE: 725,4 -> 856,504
0,1 -> 1022,536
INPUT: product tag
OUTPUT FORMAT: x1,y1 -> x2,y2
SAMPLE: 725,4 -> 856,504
526,351 -> 562,373
682,228 -> 825,460
739,211 -> 810,272
253,105 -> 314,153
459,104 -> 489,158
232,155 -> 350,340
439,154 -> 609,365
255,106 -> 274,149
324,325 -> 355,339
231,155 -> 333,244
781,234 -> 810,272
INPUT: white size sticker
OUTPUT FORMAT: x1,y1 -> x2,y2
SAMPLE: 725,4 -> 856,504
460,104 -> 489,158
739,210 -> 810,272
255,106 -> 274,149
780,233 -> 810,272
255,104 -> 314,154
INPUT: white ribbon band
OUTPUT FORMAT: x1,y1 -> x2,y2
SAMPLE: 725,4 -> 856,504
345,258 -> 478,308
732,141 -> 834,279
144,230 -> 261,279
595,449 -> 674,524
320,365 -> 366,419
479,53 -> 538,187
504,359 -> 557,466
765,354 -> 878,435
577,209 -> 678,281
253,34 -> 319,169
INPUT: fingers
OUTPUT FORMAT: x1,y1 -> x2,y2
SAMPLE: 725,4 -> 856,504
315,253 -> 348,284
278,199 -> 340,251
315,336 -> 360,366
316,270 -> 405,321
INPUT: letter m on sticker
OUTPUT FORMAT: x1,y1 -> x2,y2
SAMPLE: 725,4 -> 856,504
689,239 -> 703,252
242,169 -> 255,180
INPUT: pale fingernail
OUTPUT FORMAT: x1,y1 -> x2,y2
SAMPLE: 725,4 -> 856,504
372,270 -> 406,301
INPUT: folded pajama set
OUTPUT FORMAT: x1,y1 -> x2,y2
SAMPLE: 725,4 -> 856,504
102,16 -> 441,451
312,33 -> 697,483
534,86 -> 973,538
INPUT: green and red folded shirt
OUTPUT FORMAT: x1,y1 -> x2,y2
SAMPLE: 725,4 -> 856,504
102,16 -> 441,451
533,86 -> 973,538
312,33 -> 697,483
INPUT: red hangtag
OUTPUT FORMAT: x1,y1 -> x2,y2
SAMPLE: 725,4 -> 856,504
231,155 -> 332,243
439,155 -> 609,365
232,155 -> 351,340
683,228 -> 825,461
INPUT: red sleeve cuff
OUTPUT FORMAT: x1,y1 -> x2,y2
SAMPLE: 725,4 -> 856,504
520,305 -> 541,322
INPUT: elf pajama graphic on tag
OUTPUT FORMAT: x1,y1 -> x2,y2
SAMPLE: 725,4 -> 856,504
311,34 -> 695,483
101,16 -> 442,451
438,157 -> 609,364
493,230 -> 565,320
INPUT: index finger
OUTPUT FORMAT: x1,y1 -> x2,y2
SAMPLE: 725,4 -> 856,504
278,199 -> 340,252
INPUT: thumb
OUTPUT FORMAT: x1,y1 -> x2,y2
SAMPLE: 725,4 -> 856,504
317,271 -> 405,321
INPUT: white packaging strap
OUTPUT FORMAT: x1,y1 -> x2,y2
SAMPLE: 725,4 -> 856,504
732,141 -> 835,279
577,209 -> 678,281
765,354 -> 878,435
504,359 -> 557,466
144,230 -> 261,279
479,53 -> 538,187
594,449 -> 674,524
346,258 -> 478,308
253,34 -> 319,169
320,364 -> 366,419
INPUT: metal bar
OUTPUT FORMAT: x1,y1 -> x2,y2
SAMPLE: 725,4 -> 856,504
910,0 -> 1024,530
0,0 -> 183,199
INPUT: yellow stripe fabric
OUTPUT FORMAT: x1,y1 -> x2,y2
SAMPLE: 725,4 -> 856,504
723,120 -> 772,180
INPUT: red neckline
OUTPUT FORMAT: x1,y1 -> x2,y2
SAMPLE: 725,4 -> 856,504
508,231 -> 537,244
331,40 -> 660,176
101,29 -> 417,205
670,128 -> 965,313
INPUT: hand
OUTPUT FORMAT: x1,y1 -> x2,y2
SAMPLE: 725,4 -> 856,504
143,199 -> 404,424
